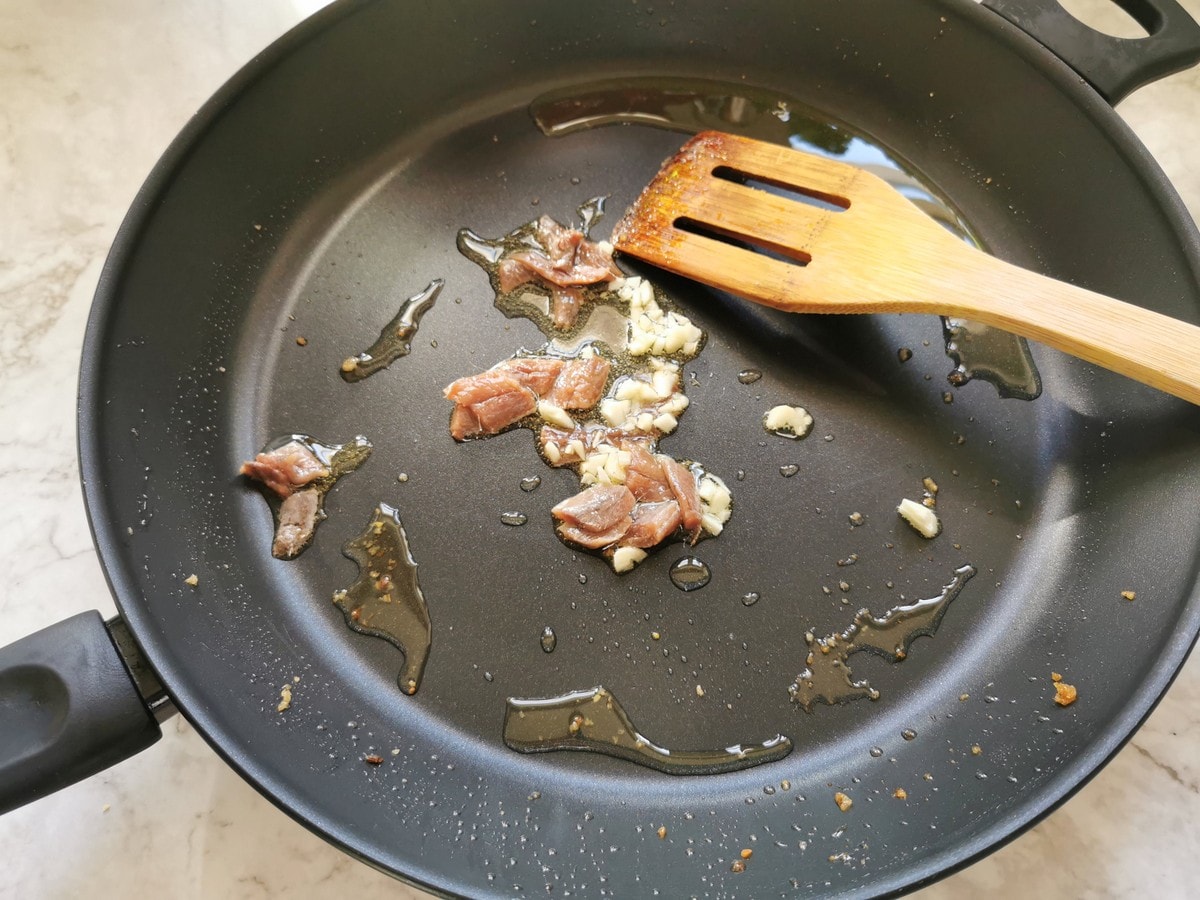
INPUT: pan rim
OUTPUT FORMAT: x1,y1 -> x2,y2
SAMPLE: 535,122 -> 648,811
75,0 -> 1200,897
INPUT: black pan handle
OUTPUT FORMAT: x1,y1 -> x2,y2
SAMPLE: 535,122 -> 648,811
0,612 -> 168,814
982,0 -> 1200,104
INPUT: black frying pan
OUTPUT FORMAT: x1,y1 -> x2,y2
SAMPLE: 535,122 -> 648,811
4,0 -> 1200,896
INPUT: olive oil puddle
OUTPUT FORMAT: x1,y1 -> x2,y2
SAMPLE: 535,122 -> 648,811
531,78 -> 1041,400
254,434 -> 372,559
504,686 -> 792,775
340,278 -> 442,382
333,503 -> 431,695
789,564 -> 976,712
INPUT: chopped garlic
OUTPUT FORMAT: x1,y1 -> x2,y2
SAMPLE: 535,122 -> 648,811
763,405 -> 813,439
897,498 -> 940,539
652,413 -> 678,434
698,472 -> 733,534
537,401 -> 574,429
622,274 -> 704,360
612,546 -> 647,573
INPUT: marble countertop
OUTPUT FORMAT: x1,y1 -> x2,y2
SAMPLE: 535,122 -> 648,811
1,1 -> 1197,897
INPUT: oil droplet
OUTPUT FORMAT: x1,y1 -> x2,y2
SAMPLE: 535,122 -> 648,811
741,591 -> 761,607
779,464 -> 799,478
670,557 -> 712,592
901,728 -> 918,741
737,369 -> 763,384
520,476 -> 542,492
504,686 -> 792,774
540,626 -> 557,653
869,747 -> 884,758
500,511 -> 528,526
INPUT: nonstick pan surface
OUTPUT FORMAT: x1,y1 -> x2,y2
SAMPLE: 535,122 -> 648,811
79,0 -> 1200,896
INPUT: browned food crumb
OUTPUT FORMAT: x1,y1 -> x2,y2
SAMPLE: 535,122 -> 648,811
848,511 -> 864,526
1121,590 -> 1136,601
295,336 -> 308,346
971,745 -> 982,756
651,631 -> 661,640
923,476 -> 939,495
1050,671 -> 1063,683
893,788 -> 907,800
1053,681 -> 1078,707
740,848 -> 753,860
276,684 -> 292,712
184,574 -> 199,587
341,357 -> 358,373
730,860 -> 746,873
656,825 -> 667,839
834,791 -> 853,812
959,693 -> 970,702
364,754 -> 384,765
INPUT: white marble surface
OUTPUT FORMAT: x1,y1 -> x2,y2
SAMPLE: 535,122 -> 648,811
0,1 -> 1197,897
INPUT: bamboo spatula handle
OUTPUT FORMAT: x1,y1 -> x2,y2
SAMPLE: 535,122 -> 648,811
967,253 -> 1200,405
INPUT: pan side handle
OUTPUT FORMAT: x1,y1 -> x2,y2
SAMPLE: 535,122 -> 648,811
0,612 -> 167,815
982,0 -> 1200,104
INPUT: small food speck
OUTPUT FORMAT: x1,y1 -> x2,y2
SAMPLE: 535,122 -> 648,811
657,825 -> 668,839
651,631 -> 661,640
184,574 -> 199,587
695,684 -> 705,698
893,788 -> 907,800
1053,680 -> 1078,707
898,347 -> 913,363
364,754 -> 384,765
341,357 -> 359,373
1121,590 -> 1136,601
780,780 -> 791,791
959,693 -> 970,702
848,511 -> 864,526
1051,671 -> 1063,682
897,498 -> 941,538
730,861 -> 746,873
102,803 -> 111,813
922,476 -> 939,495
838,580 -> 851,592
740,848 -> 753,859
971,745 -> 982,756
834,792 -> 853,812
391,748 -> 401,756
295,336 -> 308,346
397,472 -> 409,483
277,684 -> 293,712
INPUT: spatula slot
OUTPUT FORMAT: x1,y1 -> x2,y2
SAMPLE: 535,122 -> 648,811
712,165 -> 850,212
674,216 -> 812,267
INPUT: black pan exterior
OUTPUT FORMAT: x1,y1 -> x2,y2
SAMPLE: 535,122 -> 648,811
79,1 -> 1200,896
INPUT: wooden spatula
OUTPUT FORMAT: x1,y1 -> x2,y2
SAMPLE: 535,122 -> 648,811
612,130 -> 1200,405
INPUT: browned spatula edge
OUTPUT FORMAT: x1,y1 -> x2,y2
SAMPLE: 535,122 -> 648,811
613,130 -> 1200,406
